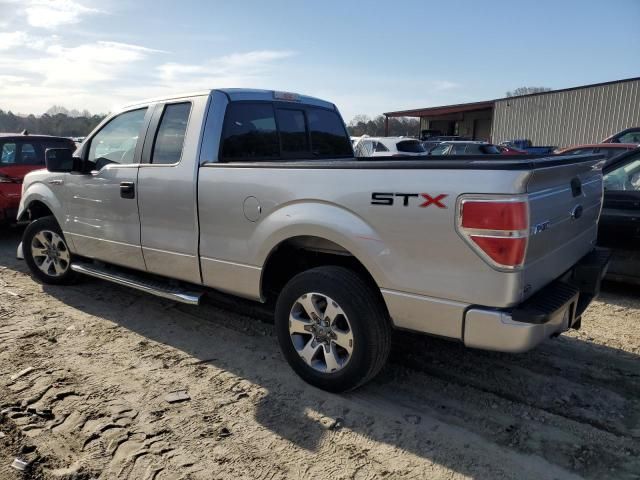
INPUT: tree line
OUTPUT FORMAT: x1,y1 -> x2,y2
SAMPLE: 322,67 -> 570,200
347,115 -> 420,137
0,107 -> 106,137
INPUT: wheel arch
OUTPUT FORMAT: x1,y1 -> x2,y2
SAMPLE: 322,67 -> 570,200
18,183 -> 63,225
253,201 -> 390,303
260,234 -> 387,314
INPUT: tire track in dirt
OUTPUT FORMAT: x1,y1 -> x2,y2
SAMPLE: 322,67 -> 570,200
1,227 -> 639,479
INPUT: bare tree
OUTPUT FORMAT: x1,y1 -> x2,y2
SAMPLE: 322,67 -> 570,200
348,115 -> 419,137
506,86 -> 552,97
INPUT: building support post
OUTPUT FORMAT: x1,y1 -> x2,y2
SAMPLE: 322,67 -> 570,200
384,115 -> 389,136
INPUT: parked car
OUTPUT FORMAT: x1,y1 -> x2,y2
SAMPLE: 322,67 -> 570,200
17,88 -> 609,392
555,143 -> 638,160
601,127 -> 640,144
497,145 -> 527,155
0,133 -> 76,225
354,136 -> 427,157
500,139 -> 556,155
598,148 -> 640,283
428,141 -> 502,155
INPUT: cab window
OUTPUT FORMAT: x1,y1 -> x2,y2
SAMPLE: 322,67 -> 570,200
88,108 -> 148,168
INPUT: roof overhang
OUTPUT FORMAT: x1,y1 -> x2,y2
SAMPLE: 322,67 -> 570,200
384,100 -> 495,118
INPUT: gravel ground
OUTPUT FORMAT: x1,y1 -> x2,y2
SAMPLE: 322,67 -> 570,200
0,226 -> 638,480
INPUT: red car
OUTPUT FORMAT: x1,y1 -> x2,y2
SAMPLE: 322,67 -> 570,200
555,143 -> 639,160
497,145 -> 527,155
1,133 -> 76,225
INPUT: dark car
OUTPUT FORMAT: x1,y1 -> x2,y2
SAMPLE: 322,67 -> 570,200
427,141 -> 502,155
0,132 -> 76,225
556,143 -> 638,160
602,127 -> 640,144
599,148 -> 640,283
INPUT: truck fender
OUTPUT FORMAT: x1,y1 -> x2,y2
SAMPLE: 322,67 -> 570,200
252,201 -> 390,288
18,182 -> 64,225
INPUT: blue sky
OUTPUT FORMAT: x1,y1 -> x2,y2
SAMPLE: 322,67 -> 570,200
0,0 -> 638,121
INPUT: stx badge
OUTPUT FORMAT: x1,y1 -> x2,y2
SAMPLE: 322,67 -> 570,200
371,193 -> 448,208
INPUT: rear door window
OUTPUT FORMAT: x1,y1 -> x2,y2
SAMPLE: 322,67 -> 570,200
151,102 -> 192,164
396,140 -> 426,153
429,144 -> 450,155
20,143 -> 39,164
306,108 -> 352,157
374,141 -> 389,152
1,143 -> 17,164
276,108 -> 308,155
220,103 -> 279,160
451,143 -> 468,155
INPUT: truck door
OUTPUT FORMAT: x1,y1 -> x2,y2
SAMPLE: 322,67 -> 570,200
599,151 -> 640,249
63,107 -> 151,271
137,98 -> 204,283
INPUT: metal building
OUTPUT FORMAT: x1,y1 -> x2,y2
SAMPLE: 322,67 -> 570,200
384,77 -> 640,147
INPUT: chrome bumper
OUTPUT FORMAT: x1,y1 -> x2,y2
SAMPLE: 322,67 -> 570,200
463,248 -> 610,353
463,306 -> 571,353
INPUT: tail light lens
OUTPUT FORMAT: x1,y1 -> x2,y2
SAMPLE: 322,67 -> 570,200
457,196 -> 529,269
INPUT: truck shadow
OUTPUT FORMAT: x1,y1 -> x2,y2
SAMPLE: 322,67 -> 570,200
1,229 -> 638,478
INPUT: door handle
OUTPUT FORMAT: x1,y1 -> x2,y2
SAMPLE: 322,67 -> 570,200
48,179 -> 64,185
120,181 -> 135,199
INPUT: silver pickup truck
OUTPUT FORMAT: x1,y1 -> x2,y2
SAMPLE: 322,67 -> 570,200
17,89 -> 609,392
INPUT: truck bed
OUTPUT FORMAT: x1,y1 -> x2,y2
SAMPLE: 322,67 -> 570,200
203,153 -> 602,170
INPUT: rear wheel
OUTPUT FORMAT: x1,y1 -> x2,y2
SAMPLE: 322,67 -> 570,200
23,216 -> 78,285
275,266 -> 391,392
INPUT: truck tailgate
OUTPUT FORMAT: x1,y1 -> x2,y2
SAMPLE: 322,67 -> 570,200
523,156 -> 604,299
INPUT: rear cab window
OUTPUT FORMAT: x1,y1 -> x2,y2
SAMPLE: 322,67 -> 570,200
220,102 -> 352,161
276,108 -> 308,156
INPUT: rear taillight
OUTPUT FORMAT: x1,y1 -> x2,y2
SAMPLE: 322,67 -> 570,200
456,196 -> 529,270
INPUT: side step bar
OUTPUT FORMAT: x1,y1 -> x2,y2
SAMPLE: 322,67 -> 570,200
70,263 -> 204,305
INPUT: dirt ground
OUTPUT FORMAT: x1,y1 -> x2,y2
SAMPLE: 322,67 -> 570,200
0,227 -> 638,480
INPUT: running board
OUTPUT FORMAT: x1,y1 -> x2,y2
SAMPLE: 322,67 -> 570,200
70,263 -> 204,305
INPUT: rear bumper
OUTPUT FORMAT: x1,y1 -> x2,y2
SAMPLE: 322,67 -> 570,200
463,248 -> 610,353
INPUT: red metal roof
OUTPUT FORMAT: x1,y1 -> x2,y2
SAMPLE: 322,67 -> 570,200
384,100 -> 495,118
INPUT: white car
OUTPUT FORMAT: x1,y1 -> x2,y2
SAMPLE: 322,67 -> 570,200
353,136 -> 427,157
428,141 -> 502,155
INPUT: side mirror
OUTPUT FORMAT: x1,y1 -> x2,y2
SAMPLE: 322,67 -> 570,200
45,148 -> 81,173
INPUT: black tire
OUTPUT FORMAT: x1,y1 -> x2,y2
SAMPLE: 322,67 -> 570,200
275,266 -> 391,392
23,216 -> 79,285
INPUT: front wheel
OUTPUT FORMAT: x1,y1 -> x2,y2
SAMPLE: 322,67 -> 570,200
275,266 -> 391,392
23,216 -> 78,285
